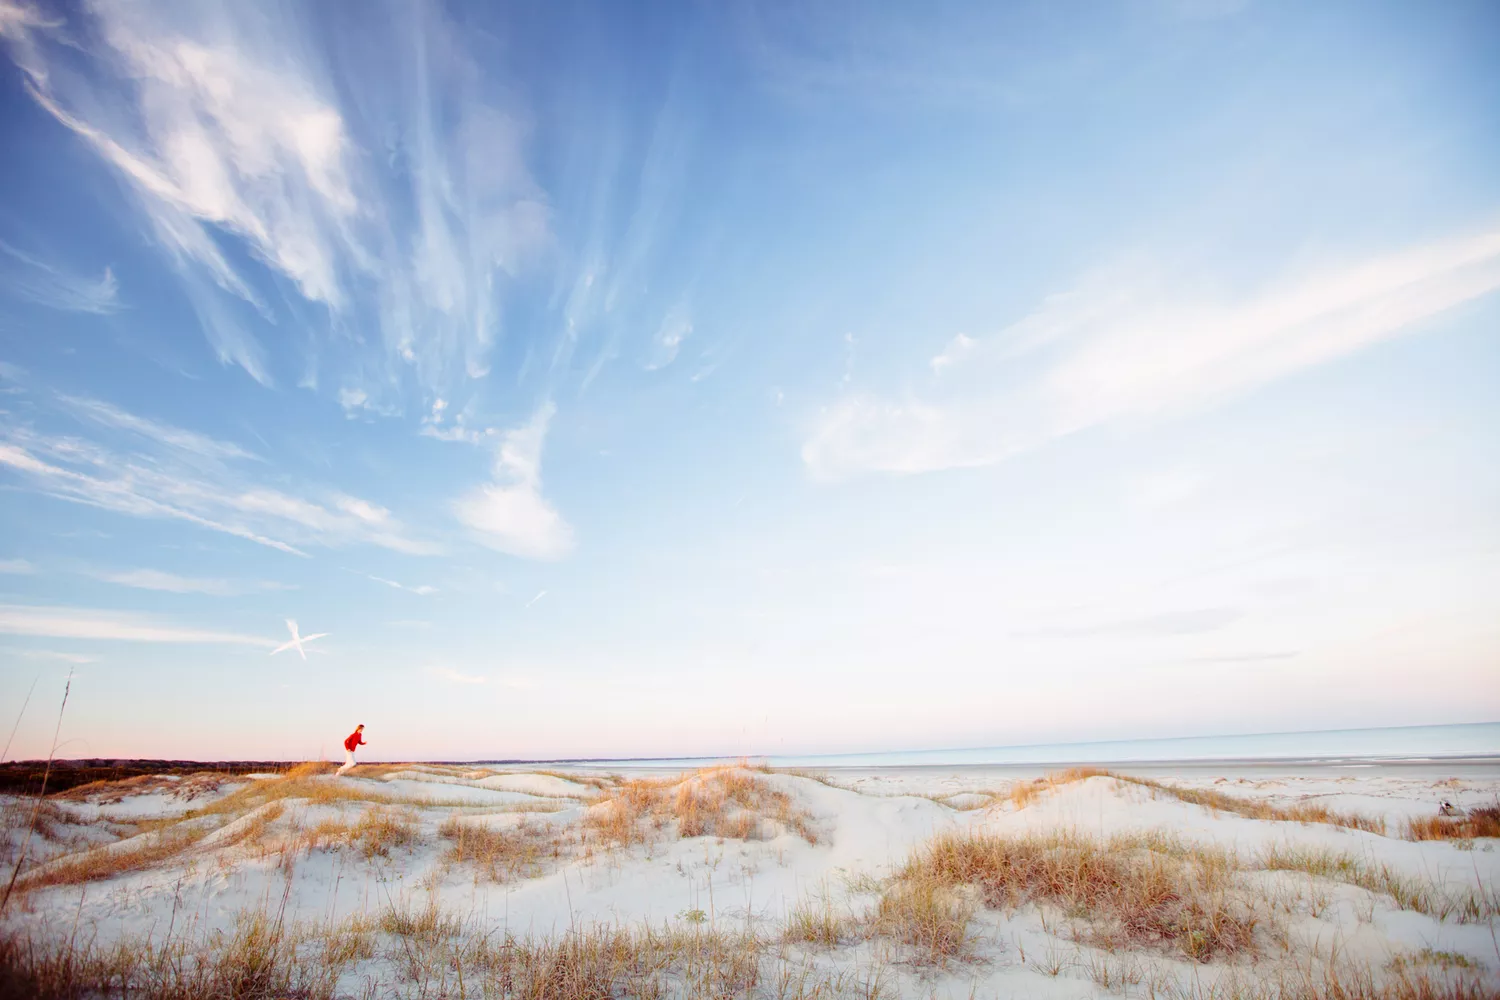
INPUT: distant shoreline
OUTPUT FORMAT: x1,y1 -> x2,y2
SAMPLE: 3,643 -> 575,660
4,750 -> 1498,796
4,721 -> 1496,794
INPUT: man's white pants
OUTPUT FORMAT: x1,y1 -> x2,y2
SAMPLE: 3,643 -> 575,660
337,749 -> 356,776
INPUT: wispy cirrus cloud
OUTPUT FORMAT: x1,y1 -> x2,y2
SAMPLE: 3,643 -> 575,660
57,393 -> 258,462
0,238 -> 119,314
359,573 -> 437,596
645,306 -> 692,371
0,603 -> 275,646
453,403 -> 575,560
0,383 -> 437,557
419,397 -> 490,444
803,227 -> 1500,480
1,0 -> 550,400
0,558 -> 33,574
13,649 -> 99,664
929,333 -> 975,373
83,567 -> 290,597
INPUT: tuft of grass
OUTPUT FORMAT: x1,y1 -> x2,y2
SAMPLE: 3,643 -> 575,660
1001,768 -> 1389,836
583,775 -> 667,845
585,767 -> 818,847
299,816 -> 354,851
16,824 -> 209,891
1388,949 -> 1478,974
350,807 -> 417,859
1256,844 -> 1497,922
871,879 -> 973,965
379,898 -> 464,941
313,913 -> 378,968
1082,951 -> 1144,992
1008,767 -> 1112,809
783,898 -> 856,948
896,830 -> 1256,962
439,815 -> 557,882
1405,802 -> 1500,841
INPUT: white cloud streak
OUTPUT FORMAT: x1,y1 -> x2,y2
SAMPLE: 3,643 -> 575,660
0,388 -> 436,557
645,306 -> 692,370
929,333 -> 974,373
14,649 -> 99,664
57,393 -> 258,462
804,227 -> 1500,480
0,603 -> 275,646
0,238 -> 119,314
452,403 -> 575,560
84,568 -> 287,596
0,558 -> 34,574
362,573 -> 437,596
1,1 -> 550,398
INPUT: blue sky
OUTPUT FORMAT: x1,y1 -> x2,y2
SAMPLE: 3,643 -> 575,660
1,0 -> 1497,761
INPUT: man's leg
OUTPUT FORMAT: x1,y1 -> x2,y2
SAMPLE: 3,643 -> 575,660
337,749 -> 355,776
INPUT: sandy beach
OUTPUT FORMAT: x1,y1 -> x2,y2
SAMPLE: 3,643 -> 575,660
3,759 -> 1497,998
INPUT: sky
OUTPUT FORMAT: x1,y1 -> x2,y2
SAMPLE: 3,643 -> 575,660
0,0 -> 1497,762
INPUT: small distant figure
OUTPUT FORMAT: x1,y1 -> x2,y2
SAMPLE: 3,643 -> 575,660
1438,801 -> 1460,816
338,724 -> 366,776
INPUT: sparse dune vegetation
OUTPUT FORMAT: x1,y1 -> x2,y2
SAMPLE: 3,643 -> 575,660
584,766 -> 819,847
1406,802 -> 1500,842
1,762 -> 1496,998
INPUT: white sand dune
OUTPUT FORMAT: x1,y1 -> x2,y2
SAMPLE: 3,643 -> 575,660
3,763 -> 1496,997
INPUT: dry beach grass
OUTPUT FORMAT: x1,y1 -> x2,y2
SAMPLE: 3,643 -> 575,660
1406,802 -> 1500,842
896,829 -> 1258,962
1,763 -> 1497,998
585,767 -> 819,847
1004,768 -> 1389,835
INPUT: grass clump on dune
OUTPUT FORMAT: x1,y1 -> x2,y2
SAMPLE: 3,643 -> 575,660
783,895 -> 861,949
349,807 -> 418,859
871,880 -> 974,964
1125,777 -> 1388,836
1003,768 -> 1388,836
894,830 -> 1256,962
1405,802 -> 1500,842
55,771 -> 235,805
16,824 -> 211,892
585,767 -> 818,847
1007,767 -> 1113,809
1256,844 -> 1498,922
438,815 -> 559,882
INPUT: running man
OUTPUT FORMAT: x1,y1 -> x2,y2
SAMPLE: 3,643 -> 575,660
338,724 -> 366,776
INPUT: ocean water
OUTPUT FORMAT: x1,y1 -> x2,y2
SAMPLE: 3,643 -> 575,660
518,722 -> 1500,769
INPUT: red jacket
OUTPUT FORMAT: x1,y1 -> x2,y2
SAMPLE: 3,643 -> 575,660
344,729 -> 366,752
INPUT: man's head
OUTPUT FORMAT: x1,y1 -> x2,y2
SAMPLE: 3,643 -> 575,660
357,724 -> 364,731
